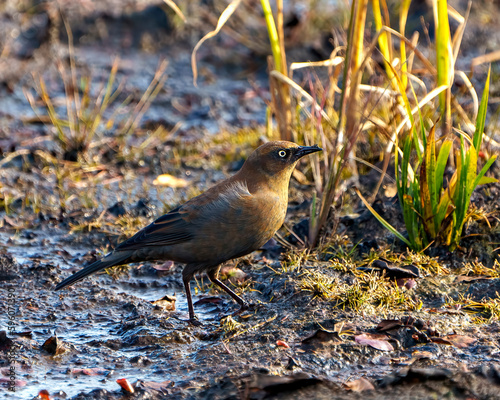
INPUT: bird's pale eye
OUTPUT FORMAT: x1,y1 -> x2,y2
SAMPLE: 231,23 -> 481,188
278,150 -> 287,158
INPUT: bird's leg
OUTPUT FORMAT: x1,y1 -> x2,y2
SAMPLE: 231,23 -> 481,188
206,269 -> 250,316
182,271 -> 202,326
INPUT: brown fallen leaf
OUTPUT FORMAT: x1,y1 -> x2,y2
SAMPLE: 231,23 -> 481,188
249,372 -> 321,392
136,380 -> 173,392
153,174 -> 189,188
42,336 -> 67,356
117,378 -> 135,393
71,368 -> 108,376
454,275 -> 493,283
151,295 -> 176,311
219,266 -> 247,284
0,377 -> 27,387
301,329 -> 343,348
411,350 -> 435,360
3,215 -> 25,229
376,319 -> 403,332
431,334 -> 476,349
358,258 -> 420,279
355,333 -> 394,351
345,377 -> 375,392
194,296 -> 224,305
396,278 -> 417,289
153,260 -> 174,271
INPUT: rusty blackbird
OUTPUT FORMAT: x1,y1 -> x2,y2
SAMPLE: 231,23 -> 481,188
55,141 -> 322,325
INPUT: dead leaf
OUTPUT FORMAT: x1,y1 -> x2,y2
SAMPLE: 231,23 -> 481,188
153,174 -> 189,188
117,378 -> 135,393
431,334 -> 476,349
135,381 -> 174,393
153,261 -> 174,271
355,333 -> 394,351
3,215 -> 24,229
151,295 -> 176,311
42,336 -> 67,356
397,278 -> 417,289
276,340 -> 290,348
359,259 -> 420,279
136,380 -> 173,391
71,368 -> 108,376
445,335 -> 476,348
376,319 -> 403,332
0,377 -> 27,387
249,372 -> 321,393
345,377 -> 375,392
454,275 -> 493,283
219,266 -> 247,284
411,350 -> 435,360
194,296 -> 224,305
302,329 -> 343,347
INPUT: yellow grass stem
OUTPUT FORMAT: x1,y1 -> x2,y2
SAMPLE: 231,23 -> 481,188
434,0 -> 453,134
260,0 -> 282,74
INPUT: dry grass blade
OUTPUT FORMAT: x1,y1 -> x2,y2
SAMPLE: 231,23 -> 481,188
470,50 -> 500,75
269,70 -> 336,128
385,84 -> 448,156
162,0 -> 186,22
191,0 -> 242,86
455,70 -> 478,119
290,58 -> 344,73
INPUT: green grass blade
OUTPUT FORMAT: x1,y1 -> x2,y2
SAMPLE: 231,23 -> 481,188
473,65 -> 491,150
435,0 -> 452,117
476,174 -> 498,186
408,81 -> 427,149
260,0 -> 282,73
355,188 -> 412,247
372,0 -> 395,86
399,0 -> 411,90
465,146 -> 478,201
383,54 -> 421,160
401,133 -> 412,196
473,155 -> 498,189
419,147 -> 434,238
426,124 -> 438,218
435,139 -> 452,196
403,193 -> 421,250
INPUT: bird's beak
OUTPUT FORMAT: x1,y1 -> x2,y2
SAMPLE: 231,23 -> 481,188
295,144 -> 322,159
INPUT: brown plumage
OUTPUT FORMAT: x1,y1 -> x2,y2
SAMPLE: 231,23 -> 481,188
55,141 -> 322,325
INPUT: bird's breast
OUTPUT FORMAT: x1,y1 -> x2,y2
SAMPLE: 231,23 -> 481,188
189,188 -> 286,263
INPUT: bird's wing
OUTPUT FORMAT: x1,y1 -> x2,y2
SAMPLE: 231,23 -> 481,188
114,206 -> 194,250
114,179 -> 253,251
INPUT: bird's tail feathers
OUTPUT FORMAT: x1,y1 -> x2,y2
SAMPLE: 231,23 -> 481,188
54,251 -> 131,291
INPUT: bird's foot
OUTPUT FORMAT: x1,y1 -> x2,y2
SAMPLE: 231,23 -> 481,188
232,302 -> 255,317
188,317 -> 203,327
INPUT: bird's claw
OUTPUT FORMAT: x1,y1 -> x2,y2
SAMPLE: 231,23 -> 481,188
188,317 -> 203,327
232,302 -> 255,317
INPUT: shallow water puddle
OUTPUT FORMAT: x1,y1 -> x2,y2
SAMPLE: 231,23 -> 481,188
1,227 -> 223,398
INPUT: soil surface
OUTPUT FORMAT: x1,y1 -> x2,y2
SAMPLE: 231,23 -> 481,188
1,1 -> 500,399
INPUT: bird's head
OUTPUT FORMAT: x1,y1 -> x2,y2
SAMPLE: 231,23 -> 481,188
239,141 -> 322,186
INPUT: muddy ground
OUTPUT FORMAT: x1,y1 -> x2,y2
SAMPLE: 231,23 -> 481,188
1,1 -> 500,399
